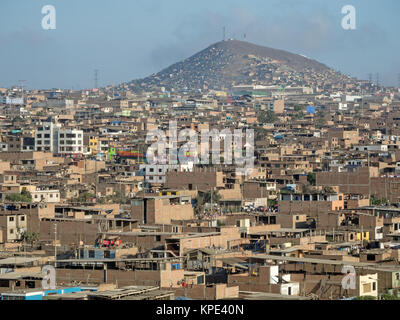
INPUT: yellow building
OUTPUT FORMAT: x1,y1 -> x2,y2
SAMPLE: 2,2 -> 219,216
89,136 -> 99,155
356,231 -> 370,241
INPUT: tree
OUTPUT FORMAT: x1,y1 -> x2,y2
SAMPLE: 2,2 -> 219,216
217,220 -> 225,227
381,294 -> 400,300
5,190 -> 32,202
307,172 -> 316,186
72,192 -> 95,203
194,195 -> 205,216
21,231 -> 39,245
315,111 -> 327,129
257,110 -> 277,124
194,190 -> 221,215
204,190 -> 221,204
370,196 -> 389,206
354,295 -> 376,300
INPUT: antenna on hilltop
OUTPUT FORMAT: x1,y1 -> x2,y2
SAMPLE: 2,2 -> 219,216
94,69 -> 99,89
223,26 -> 226,41
376,73 -> 380,87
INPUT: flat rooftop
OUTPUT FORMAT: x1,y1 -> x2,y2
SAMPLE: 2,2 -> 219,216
237,291 -> 313,300
249,254 -> 400,272
0,257 -> 41,266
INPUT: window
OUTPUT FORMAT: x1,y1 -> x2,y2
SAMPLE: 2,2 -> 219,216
396,273 -> 399,280
363,283 -> 371,293
20,216 -> 25,221
372,282 -> 376,291
9,217 -> 14,222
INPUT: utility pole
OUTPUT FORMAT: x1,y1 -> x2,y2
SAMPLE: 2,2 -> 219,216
54,223 -> 57,268
361,225 -> 364,248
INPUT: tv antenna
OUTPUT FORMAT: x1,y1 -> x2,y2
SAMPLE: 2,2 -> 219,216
223,27 -> 226,41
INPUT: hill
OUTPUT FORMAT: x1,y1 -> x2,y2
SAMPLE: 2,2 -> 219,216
127,40 -> 352,92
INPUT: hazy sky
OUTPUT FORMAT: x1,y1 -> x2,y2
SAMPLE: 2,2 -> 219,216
1,0 -> 399,89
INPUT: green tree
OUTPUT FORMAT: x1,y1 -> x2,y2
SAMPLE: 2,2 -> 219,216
257,110 -> 277,124
354,295 -> 376,300
194,190 -> 221,215
5,190 -> 32,202
21,231 -> 39,245
381,294 -> 400,300
370,196 -> 389,206
204,190 -> 221,204
217,220 -> 225,227
194,195 -> 205,216
307,172 -> 316,186
72,192 -> 95,203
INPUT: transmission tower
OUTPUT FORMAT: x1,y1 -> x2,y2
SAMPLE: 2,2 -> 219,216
94,69 -> 99,89
18,80 -> 26,104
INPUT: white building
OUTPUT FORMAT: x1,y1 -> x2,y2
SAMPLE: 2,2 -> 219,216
34,122 -> 61,153
31,189 -> 60,203
140,164 -> 179,184
58,129 -> 84,156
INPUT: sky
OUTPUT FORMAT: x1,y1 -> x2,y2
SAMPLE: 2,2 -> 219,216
0,0 -> 399,89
